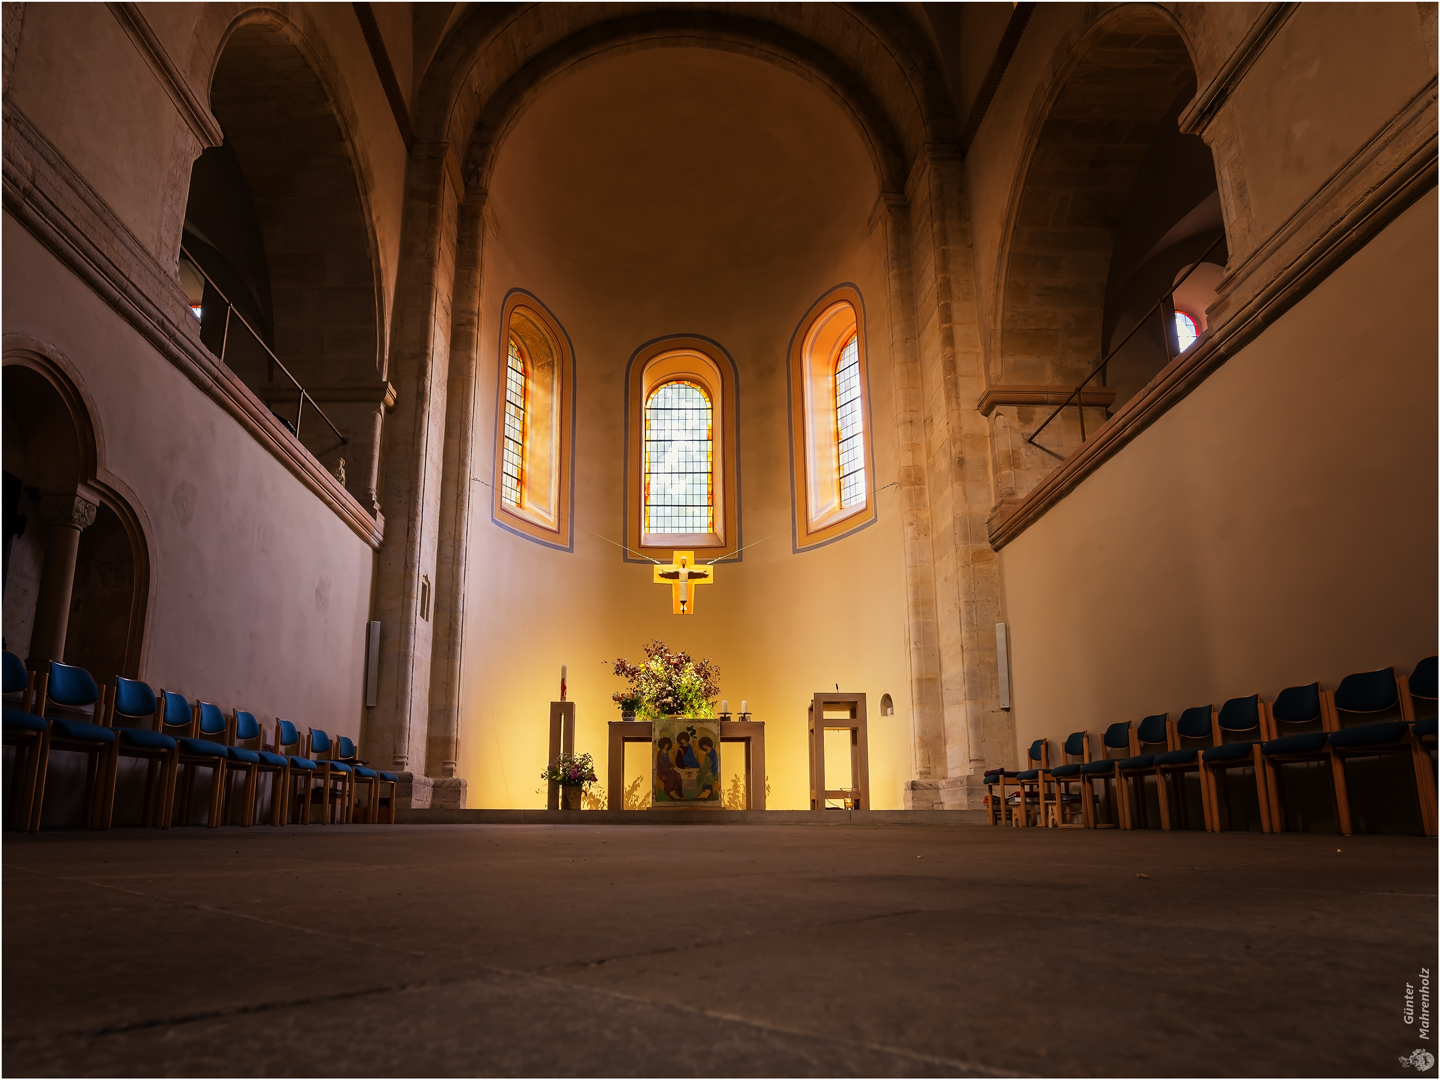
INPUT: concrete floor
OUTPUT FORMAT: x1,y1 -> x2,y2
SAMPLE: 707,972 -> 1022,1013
3,823 -> 1435,1077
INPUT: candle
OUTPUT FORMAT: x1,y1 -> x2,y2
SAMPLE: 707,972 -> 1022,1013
740,700 -> 747,713
721,700 -> 729,714
561,664 -> 567,702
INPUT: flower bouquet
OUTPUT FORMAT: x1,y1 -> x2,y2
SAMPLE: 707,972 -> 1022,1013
609,639 -> 720,720
541,751 -> 598,790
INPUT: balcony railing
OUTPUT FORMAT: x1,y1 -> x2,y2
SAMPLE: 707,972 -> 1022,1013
178,244 -> 347,450
1028,233 -> 1226,447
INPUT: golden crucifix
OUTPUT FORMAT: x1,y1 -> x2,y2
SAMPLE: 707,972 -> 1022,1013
653,551 -> 714,614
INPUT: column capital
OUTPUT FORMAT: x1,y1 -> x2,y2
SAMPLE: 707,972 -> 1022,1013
38,494 -> 97,530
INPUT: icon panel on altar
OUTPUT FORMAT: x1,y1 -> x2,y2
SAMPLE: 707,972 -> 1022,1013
652,717 -> 722,807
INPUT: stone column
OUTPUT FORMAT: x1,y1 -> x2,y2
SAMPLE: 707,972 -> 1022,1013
29,493 -> 97,663
426,184 -> 486,813
907,148 -> 1010,810
368,143 -> 463,808
876,192 -> 949,810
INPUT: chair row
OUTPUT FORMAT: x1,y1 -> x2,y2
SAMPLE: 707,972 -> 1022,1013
984,657 -> 1437,837
2,653 -> 399,831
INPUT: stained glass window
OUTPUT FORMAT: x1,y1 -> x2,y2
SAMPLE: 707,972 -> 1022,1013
835,334 -> 866,509
501,338 -> 526,507
644,380 -> 714,534
1174,309 -> 1198,352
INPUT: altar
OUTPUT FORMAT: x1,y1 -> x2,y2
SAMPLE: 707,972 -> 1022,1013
607,720 -> 766,810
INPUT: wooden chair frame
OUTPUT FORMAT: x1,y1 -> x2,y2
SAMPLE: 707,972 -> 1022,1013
219,710 -> 266,827
1200,694 -> 1273,834
1042,732 -> 1091,828
1153,706 -> 1216,832
1079,722 -> 1138,829
1259,682 -> 1339,834
159,694 -> 227,828
1117,715 -> 1171,830
100,677 -> 178,830
307,729 -> 353,824
275,719 -> 317,825
2,660 -> 46,831
29,666 -> 115,832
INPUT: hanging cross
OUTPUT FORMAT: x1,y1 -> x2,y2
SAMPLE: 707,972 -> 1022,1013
653,550 -> 714,615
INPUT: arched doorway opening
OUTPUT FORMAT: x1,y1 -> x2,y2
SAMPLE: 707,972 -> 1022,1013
181,14 -> 386,514
2,354 -> 148,688
993,9 -> 1223,496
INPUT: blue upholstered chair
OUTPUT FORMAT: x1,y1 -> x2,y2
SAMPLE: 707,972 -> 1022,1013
1115,714 -> 1171,829
1403,658 -> 1437,834
28,661 -> 115,831
983,764 -> 1019,826
219,709 -> 267,827
241,715 -> 291,827
1259,682 -> 1334,832
102,677 -> 178,829
306,728 -> 353,824
1199,694 -> 1272,833
1324,667 -> 1433,836
275,719 -> 318,824
1009,739 -> 1050,827
1078,721 -> 1136,829
158,693 -> 227,827
2,651 -> 47,830
1044,731 -> 1090,827
1153,705 -> 1215,831
332,735 -> 393,824
979,743 -> 1048,829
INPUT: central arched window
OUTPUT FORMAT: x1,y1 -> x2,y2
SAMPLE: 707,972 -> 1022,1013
624,339 -> 739,561
788,286 -> 876,551
644,380 -> 714,534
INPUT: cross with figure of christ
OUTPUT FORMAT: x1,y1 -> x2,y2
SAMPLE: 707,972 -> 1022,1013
653,550 -> 715,615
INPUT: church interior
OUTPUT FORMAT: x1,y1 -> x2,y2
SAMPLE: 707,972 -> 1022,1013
2,2 -> 1436,1075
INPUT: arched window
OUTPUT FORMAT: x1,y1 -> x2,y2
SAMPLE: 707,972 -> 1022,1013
624,339 -> 739,561
788,286 -> 875,551
1172,310 -> 1198,352
644,380 -> 714,535
834,334 -> 866,509
501,338 -> 527,508
491,292 -> 575,551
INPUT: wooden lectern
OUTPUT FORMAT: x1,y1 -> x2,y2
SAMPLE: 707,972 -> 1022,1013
547,701 -> 575,810
809,692 -> 869,809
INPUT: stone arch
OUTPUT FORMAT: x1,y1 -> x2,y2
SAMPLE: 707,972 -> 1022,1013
2,340 -> 152,686
992,5 -> 1206,382
414,4 -> 957,197
195,8 -> 385,386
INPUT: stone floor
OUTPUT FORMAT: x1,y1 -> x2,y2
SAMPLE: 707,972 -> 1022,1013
3,823 -> 1435,1077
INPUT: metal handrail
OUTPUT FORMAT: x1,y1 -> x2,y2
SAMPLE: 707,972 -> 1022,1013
178,243 -> 347,446
1027,232 -> 1226,446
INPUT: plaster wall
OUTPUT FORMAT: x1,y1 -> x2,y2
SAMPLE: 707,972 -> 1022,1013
456,49 -> 916,810
999,191 -> 1437,753
4,220 -> 374,741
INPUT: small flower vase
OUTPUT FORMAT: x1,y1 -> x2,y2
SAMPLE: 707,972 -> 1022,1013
562,786 -> 581,810
622,711 -> 636,722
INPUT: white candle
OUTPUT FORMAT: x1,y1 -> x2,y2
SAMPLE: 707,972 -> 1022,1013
721,700 -> 729,713
740,700 -> 748,713
561,665 -> 567,680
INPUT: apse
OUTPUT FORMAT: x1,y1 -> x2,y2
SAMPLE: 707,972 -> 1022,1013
460,47 -> 914,810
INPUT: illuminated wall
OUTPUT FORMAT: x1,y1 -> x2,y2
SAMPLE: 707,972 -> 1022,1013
456,48 -> 915,809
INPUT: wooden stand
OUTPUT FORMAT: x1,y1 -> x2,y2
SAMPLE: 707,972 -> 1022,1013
607,720 -> 766,810
547,701 -> 575,811
809,692 -> 869,810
